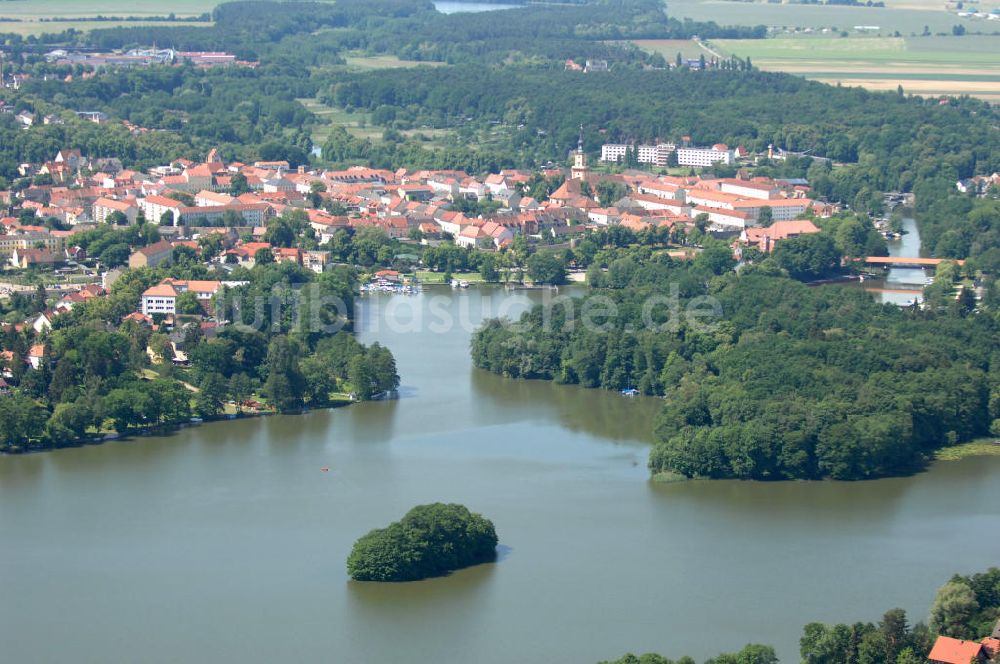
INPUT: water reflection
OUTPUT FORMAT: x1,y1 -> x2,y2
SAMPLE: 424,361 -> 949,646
470,368 -> 659,444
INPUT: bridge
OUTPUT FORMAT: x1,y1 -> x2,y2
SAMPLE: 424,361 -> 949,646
862,256 -> 965,268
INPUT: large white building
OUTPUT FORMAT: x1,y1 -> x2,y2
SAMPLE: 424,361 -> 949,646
676,144 -> 734,168
601,143 -> 676,167
601,144 -> 630,163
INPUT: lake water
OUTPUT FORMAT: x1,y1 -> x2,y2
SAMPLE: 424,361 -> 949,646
434,1 -> 521,14
2,286 -> 999,664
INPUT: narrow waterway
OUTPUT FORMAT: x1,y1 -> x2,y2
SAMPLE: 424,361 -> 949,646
875,217 -> 928,306
2,287 -> 998,664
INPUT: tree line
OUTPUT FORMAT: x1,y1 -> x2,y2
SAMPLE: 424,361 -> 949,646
600,567 -> 1000,664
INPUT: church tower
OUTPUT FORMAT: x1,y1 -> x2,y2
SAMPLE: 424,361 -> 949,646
571,124 -> 590,181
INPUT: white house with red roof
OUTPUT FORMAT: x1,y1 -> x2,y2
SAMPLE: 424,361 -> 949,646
141,279 -> 223,316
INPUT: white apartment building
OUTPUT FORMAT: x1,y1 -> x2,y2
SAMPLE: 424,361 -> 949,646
719,180 -> 778,200
636,143 -> 675,167
677,145 -> 734,168
601,143 -> 676,166
601,144 -> 630,162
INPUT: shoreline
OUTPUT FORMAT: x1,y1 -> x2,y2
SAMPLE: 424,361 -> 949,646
934,438 -> 1000,461
0,399 -> 354,456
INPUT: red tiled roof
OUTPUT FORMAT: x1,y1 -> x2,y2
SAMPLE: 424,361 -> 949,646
929,637 -> 984,664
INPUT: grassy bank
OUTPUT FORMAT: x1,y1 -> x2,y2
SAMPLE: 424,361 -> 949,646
935,438 -> 1000,461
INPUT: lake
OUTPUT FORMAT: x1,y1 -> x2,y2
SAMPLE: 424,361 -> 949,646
434,1 -> 521,14
2,286 -> 998,664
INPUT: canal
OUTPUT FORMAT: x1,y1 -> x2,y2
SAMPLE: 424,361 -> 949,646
864,217 -> 929,306
2,287 -> 998,664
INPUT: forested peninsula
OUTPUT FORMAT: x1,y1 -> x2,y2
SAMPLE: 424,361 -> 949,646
472,259 -> 1000,481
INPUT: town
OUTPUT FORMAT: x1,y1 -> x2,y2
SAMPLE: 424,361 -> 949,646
0,136 -> 845,365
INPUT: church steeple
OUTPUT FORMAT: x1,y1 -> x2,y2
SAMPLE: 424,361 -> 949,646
571,124 -> 589,181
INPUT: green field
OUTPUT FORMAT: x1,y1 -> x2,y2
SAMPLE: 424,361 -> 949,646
297,98 -> 457,150
297,98 -> 380,144
341,54 -> 446,71
630,39 -> 714,61
714,35 -> 1000,100
666,0 -> 980,35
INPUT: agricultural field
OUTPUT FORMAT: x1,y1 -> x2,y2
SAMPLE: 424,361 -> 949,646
0,0 -> 228,35
630,39 -> 714,61
0,0 -> 225,19
665,0 -> 982,35
713,35 -> 1000,101
0,20 -> 213,37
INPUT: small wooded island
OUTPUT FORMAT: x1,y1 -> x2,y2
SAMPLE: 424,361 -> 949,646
347,503 -> 498,582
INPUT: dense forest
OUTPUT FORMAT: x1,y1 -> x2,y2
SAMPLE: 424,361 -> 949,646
600,567 -> 1000,664
472,251 -> 1000,480
346,503 -> 499,582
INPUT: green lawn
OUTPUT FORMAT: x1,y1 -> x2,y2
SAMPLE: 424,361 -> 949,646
413,271 -> 486,284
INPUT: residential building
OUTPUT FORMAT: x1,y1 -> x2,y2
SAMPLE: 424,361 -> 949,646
194,190 -> 234,207
129,240 -> 175,269
601,144 -> 630,163
141,279 -> 223,316
601,143 -> 675,166
92,197 -> 139,225
719,179 -> 779,200
9,248 -> 62,269
27,344 -> 46,370
177,203 -> 271,227
303,250 -> 332,274
139,195 -> 184,226
694,205 -> 752,231
677,144 -> 734,168
741,220 -> 821,253
928,637 -> 987,664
